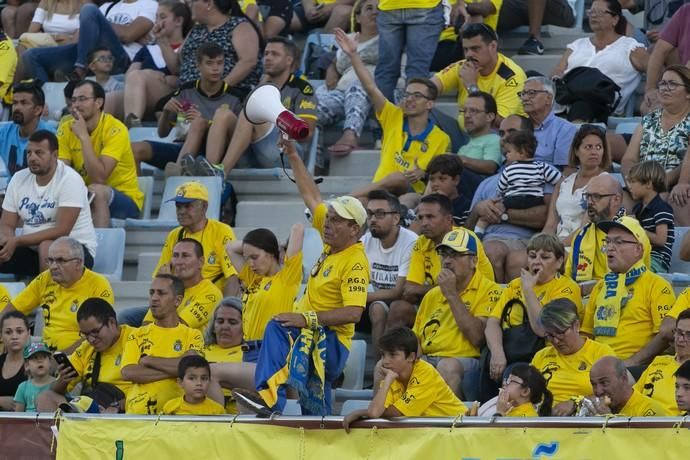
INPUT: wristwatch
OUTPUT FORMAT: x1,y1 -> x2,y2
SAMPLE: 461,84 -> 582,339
500,212 -> 509,222
467,84 -> 479,94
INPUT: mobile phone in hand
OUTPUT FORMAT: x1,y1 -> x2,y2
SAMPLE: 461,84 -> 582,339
53,352 -> 78,376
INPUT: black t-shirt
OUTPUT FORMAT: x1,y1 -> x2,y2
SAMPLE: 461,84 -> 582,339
0,353 -> 27,397
452,194 -> 472,227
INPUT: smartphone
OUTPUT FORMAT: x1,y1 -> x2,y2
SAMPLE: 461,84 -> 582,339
53,352 -> 78,375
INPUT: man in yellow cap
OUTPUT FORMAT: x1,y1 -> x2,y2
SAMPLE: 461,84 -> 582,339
230,138 -> 370,416
153,181 -> 239,297
581,216 -> 677,368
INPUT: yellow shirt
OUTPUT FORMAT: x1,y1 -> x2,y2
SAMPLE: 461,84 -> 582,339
489,274 -> 583,327
633,354 -> 683,416
531,338 -> 616,405
239,252 -> 303,341
581,271 -> 676,359
384,359 -> 465,416
295,203 -> 369,349
0,284 -> 11,309
434,53 -> 526,129
154,220 -> 238,291
12,269 -> 113,351
0,35 -> 17,104
57,112 -> 143,210
68,325 -> 134,396
407,226 -> 494,288
162,396 -> 226,415
507,402 -> 538,417
667,287 -> 690,319
204,344 -> 243,413
564,226 -> 609,282
379,0 -> 441,10
439,0 -> 503,41
619,388 -> 668,417
143,279 -> 223,330
413,270 -> 501,358
374,101 -> 450,194
122,323 -> 204,415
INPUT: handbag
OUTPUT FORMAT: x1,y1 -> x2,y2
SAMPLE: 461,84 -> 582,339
554,66 -> 621,123
499,298 -> 545,364
18,32 -> 58,49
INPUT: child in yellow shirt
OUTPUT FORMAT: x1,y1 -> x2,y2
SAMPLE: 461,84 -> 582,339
162,355 -> 225,416
494,363 -> 552,417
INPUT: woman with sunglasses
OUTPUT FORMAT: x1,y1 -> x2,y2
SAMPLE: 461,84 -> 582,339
494,363 -> 552,417
543,125 -> 611,245
531,298 -> 615,416
225,224 -> 304,363
621,64 -> 690,226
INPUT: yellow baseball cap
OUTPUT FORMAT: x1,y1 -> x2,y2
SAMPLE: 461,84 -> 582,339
59,395 -> 100,414
435,229 -> 478,254
329,196 -> 367,227
167,181 -> 209,203
597,215 -> 649,247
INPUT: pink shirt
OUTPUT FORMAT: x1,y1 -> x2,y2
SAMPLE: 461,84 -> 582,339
660,4 -> 690,65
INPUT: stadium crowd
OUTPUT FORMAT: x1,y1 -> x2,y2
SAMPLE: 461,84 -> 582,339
0,0 -> 689,423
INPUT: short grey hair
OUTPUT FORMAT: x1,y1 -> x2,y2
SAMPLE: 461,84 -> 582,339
204,297 -> 243,345
525,76 -> 555,95
52,236 -> 84,261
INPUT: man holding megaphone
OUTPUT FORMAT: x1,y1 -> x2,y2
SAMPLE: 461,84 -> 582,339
201,37 -> 318,177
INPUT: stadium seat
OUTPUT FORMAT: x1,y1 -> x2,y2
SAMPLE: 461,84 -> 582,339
93,228 -> 126,282
299,30 -> 336,77
43,82 -> 67,121
283,399 -> 302,416
340,399 -> 370,416
137,176 -> 154,219
615,122 -> 639,135
302,227 -> 324,283
128,126 -> 176,143
124,176 -> 222,227
341,340 -> 367,390
1,281 -> 25,298
670,227 -> 690,277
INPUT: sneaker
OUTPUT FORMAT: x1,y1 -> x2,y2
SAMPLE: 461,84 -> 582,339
233,388 -> 275,418
180,154 -> 197,176
124,113 -> 142,129
518,36 -> 544,55
67,67 -> 86,81
195,156 -> 225,182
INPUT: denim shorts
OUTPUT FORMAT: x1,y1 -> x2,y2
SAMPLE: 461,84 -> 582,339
109,188 -> 140,219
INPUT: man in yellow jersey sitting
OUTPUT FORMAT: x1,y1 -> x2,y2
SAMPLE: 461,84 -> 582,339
120,275 -> 203,414
233,138 -> 369,416
581,216 -> 676,368
36,298 -> 133,412
386,193 -> 493,331
1,237 -> 113,353
432,23 -> 526,134
676,361 -> 690,416
587,356 -> 667,416
333,29 -> 450,200
411,230 -> 502,398
57,80 -> 143,227
142,239 -> 223,331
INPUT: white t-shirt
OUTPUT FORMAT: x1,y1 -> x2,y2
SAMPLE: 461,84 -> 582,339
31,8 -> 80,35
565,36 -> 644,115
100,0 -> 157,60
361,227 -> 418,291
2,161 -> 97,257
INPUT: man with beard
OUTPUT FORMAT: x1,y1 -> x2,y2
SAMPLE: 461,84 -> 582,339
0,130 -> 96,278
456,92 -> 502,178
565,174 -> 626,286
0,81 -> 55,177
360,190 -> 418,353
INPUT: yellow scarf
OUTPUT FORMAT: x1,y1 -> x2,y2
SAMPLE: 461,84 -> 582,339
593,259 -> 646,337
286,327 -> 327,415
570,223 -> 608,282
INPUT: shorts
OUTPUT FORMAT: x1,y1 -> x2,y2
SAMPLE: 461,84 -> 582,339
355,300 -> 391,334
241,340 -> 262,363
259,0 -> 293,24
292,0 -> 327,29
482,236 -> 529,251
503,194 -> 545,210
0,244 -> 94,279
109,188 -> 141,219
236,124 -> 304,169
145,141 -> 182,170
424,355 -> 480,375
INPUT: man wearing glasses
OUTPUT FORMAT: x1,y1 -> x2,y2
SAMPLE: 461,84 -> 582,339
35,298 -> 133,413
457,91 -> 502,177
0,130 -> 96,278
581,216 -> 676,369
1,236 -> 113,353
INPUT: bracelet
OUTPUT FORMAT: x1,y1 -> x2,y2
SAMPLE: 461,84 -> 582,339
302,311 -> 319,330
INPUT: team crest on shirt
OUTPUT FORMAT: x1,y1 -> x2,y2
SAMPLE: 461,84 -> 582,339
578,361 -> 587,371
264,281 -> 272,291
70,300 -> 79,312
115,354 -> 122,366
173,340 -> 183,352
208,252 -> 216,264
323,266 -> 332,277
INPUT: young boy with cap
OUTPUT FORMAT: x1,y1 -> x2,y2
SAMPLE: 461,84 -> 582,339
14,343 -> 55,412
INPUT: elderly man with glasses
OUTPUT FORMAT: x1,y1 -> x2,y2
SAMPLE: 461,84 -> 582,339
1,236 -> 113,353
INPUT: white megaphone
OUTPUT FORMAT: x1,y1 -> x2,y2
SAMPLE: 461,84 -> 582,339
244,83 -> 309,141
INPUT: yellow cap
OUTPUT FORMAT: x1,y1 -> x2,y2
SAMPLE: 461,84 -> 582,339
59,395 -> 100,413
435,229 -> 478,254
329,196 -> 367,227
597,215 -> 652,267
167,181 -> 209,203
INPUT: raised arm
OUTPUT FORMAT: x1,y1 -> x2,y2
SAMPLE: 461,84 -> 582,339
279,137 -> 322,214
286,223 -> 305,258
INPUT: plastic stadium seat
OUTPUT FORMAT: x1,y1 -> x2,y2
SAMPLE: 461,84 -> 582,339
93,228 -> 126,282
670,227 -> 690,277
341,340 -> 367,390
299,30 -> 336,77
1,282 -> 26,298
302,227 -> 324,282
340,399 -> 370,416
128,127 -> 176,143
43,82 -> 67,121
283,399 -> 302,416
137,176 -> 154,219
615,122 -> 639,135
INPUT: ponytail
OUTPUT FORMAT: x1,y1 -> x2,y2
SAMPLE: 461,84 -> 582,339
538,388 -> 553,417
510,363 -> 553,417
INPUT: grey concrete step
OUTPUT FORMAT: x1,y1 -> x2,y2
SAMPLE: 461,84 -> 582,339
509,54 -> 562,77
235,201 -> 309,230
111,281 -> 151,309
233,175 -> 373,198
330,150 -> 380,177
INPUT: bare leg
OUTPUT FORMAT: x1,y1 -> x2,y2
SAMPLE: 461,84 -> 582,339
263,16 -> 287,38
210,361 -> 257,390
1,6 -> 17,38
527,0 -> 546,39
132,141 -> 153,175
369,301 -> 388,355
436,358 -> 464,398
504,249 -> 527,283
386,299 -> 417,329
12,44 -> 28,83
220,112 -> 268,174
123,69 -> 173,121
35,390 -> 68,412
15,2 -> 38,37
178,117 -> 209,159
484,240 -> 510,283
323,3 -> 354,32
104,90 -> 124,120
89,184 -> 112,228
205,107 -> 238,164
607,132 -> 629,165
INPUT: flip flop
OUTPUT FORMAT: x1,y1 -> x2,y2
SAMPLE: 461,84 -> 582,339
327,144 -> 357,157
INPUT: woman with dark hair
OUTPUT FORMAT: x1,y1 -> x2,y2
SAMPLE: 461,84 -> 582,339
551,0 -> 647,116
225,223 -> 304,363
494,363 -> 553,417
168,0 -> 263,95
0,311 -> 29,411
543,125 -> 611,244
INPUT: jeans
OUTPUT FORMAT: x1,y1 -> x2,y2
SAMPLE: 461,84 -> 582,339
23,4 -> 130,82
374,5 -> 444,101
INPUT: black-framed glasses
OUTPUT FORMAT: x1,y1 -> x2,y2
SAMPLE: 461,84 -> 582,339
436,247 -> 474,258
46,257 -> 81,266
602,238 -> 640,252
657,80 -> 686,91
544,326 -> 570,342
582,192 -> 616,202
518,89 -> 550,99
401,91 -> 430,101
366,209 -> 398,219
79,323 -> 107,340
586,8 -> 615,17
673,329 -> 690,341
310,251 -> 329,277
502,376 -> 525,387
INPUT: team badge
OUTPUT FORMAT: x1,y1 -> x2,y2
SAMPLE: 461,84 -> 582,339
208,252 -> 216,264
578,361 -> 587,371
115,355 -> 122,366
323,266 -> 332,277
70,300 -> 79,312
173,340 -> 182,352
264,281 -> 272,291
420,142 -> 428,153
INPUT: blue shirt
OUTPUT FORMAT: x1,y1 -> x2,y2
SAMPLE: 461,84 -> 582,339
0,120 -> 57,176
533,112 -> 577,168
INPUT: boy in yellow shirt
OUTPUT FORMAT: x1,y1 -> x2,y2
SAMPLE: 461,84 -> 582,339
342,328 -> 464,431
163,355 -> 225,415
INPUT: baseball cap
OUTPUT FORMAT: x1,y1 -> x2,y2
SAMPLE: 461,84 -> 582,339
435,229 -> 478,254
597,215 -> 650,247
23,342 -> 51,359
166,181 -> 209,204
59,396 -> 100,414
329,196 -> 367,227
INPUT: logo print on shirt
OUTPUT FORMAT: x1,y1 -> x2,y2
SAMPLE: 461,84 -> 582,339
323,266 -> 332,277
174,340 -> 183,352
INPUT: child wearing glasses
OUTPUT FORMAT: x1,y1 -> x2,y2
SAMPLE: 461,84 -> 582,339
494,363 -> 552,417
86,47 -> 124,94
627,160 -> 675,273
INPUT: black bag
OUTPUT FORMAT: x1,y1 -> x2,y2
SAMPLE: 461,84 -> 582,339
499,298 -> 545,364
555,66 -> 621,123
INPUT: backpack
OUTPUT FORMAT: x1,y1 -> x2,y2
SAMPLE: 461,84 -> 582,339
555,66 -> 621,123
